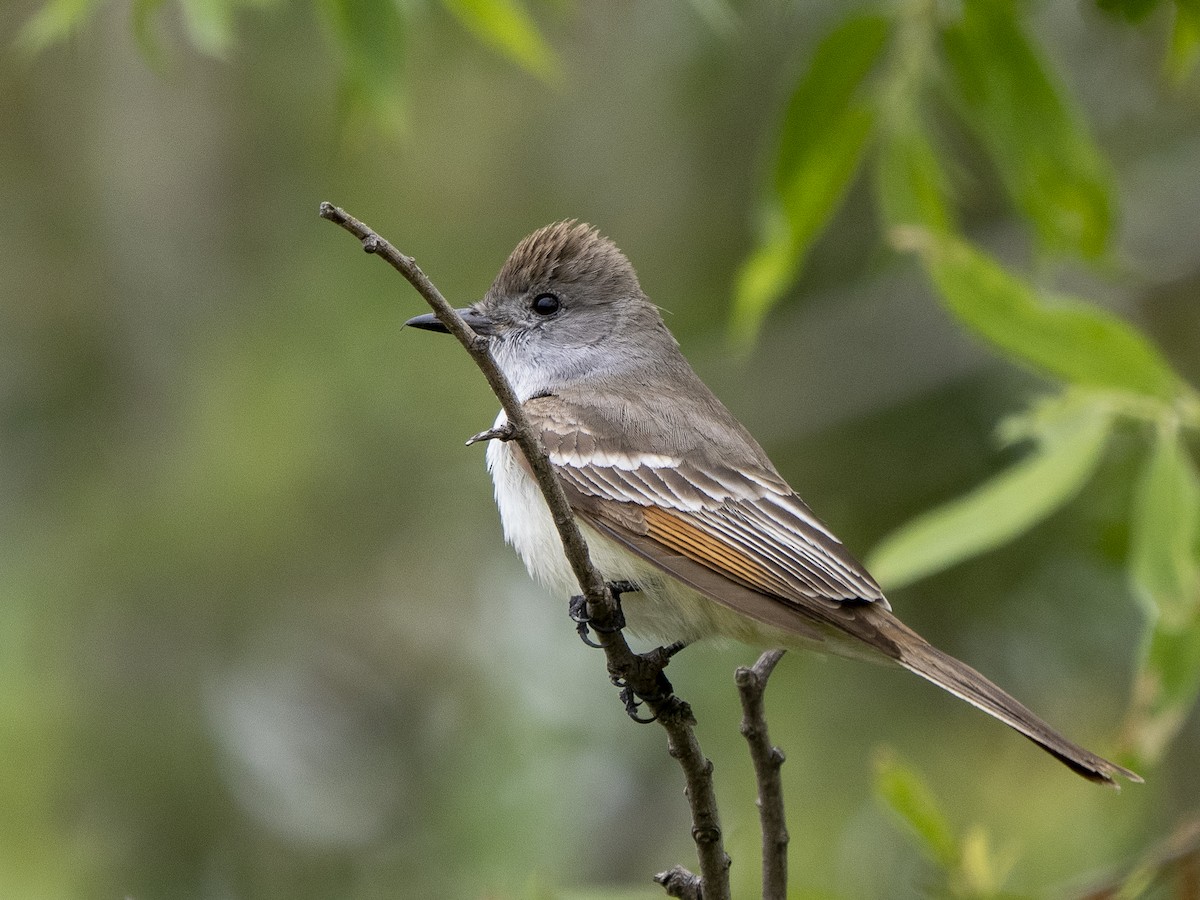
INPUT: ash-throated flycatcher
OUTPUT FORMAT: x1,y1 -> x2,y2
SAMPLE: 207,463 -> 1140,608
407,221 -> 1137,786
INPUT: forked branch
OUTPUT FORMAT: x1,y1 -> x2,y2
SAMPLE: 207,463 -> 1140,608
737,648 -> 789,899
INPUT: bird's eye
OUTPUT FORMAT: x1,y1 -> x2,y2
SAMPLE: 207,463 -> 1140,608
531,293 -> 561,316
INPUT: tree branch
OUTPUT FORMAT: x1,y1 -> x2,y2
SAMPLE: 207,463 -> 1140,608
654,864 -> 704,899
736,648 -> 789,900
318,203 -> 731,900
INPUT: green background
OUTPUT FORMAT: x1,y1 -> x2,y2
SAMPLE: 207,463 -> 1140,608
1,1 -> 1198,897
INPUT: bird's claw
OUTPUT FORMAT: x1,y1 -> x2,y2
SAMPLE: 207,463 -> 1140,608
620,685 -> 658,723
567,594 -> 603,647
567,581 -> 638,646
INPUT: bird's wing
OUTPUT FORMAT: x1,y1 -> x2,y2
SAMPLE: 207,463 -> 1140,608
522,395 -> 887,622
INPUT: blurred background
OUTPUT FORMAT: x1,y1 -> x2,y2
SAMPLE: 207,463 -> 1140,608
1,0 -> 1199,897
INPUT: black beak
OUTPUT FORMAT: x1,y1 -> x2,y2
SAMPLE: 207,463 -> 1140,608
404,307 -> 494,336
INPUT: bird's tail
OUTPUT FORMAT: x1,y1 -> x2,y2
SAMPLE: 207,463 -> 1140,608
881,615 -> 1140,787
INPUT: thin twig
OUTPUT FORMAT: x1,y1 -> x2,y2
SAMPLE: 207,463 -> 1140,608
736,648 -> 789,900
319,203 -> 731,900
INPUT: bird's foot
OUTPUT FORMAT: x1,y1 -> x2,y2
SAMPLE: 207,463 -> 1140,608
610,641 -> 691,724
619,684 -> 658,723
567,580 -> 638,647
464,423 -> 515,446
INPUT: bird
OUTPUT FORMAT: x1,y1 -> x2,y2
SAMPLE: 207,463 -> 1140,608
405,220 -> 1139,787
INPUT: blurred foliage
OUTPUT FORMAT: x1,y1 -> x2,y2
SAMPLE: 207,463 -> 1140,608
875,749 -> 1017,898
899,229 -> 1188,400
732,12 -> 887,342
878,755 -> 1200,899
865,226 -> 1200,768
317,0 -> 408,135
441,0 -> 561,83
732,0 -> 1198,335
1096,0 -> 1200,82
4,0 -> 1200,897
733,0 -> 1116,335
18,0 -> 558,133
867,390 -> 1115,591
1124,423 -> 1200,763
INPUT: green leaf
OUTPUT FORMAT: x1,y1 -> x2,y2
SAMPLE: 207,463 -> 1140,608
955,826 -> 1016,899
1168,0 -> 1200,83
179,0 -> 237,56
1123,610 -> 1200,764
778,102 -> 876,243
131,0 -> 168,63
1144,614 -> 1200,729
874,748 -> 959,871
732,218 -> 802,334
732,110 -> 873,345
16,0 -> 103,54
899,229 -> 1187,401
320,0 -> 407,136
772,15 -> 889,197
942,0 -> 1114,258
440,0 -> 561,83
874,4 -> 951,235
867,393 -> 1111,590
1129,425 -> 1200,627
875,119 -> 954,234
731,15 -> 889,342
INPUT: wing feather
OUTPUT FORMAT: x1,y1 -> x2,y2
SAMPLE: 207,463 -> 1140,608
688,506 -> 852,600
641,506 -> 793,595
523,395 -> 885,612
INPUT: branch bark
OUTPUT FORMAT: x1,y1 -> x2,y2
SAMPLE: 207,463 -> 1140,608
654,864 -> 704,899
736,648 -> 789,900
319,203 -> 731,900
